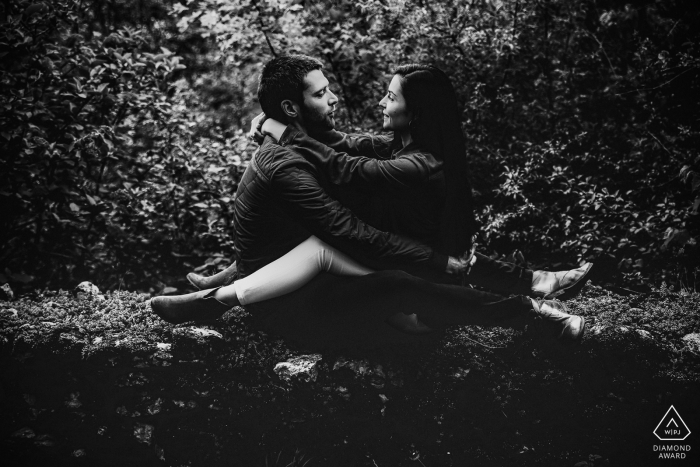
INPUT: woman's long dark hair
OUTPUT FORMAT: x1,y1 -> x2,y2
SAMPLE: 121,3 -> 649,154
394,64 -> 476,256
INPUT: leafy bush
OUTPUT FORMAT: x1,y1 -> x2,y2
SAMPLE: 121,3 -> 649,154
2,0 -> 699,292
0,0 -> 252,291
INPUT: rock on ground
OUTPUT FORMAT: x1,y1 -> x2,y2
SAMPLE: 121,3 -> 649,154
73,281 -> 105,301
274,354 -> 323,382
1,283 -> 14,301
682,333 -> 700,354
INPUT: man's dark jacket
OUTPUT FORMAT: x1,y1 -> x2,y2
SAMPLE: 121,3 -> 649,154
231,127 -> 448,280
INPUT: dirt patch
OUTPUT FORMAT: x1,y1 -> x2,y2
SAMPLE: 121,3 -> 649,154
1,285 -> 699,466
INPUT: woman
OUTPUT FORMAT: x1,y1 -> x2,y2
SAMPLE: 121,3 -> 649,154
154,64 -> 590,339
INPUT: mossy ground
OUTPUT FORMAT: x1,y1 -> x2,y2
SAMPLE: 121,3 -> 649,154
1,285 -> 699,466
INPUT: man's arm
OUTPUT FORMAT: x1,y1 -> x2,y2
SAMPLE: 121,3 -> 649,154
268,150 -> 450,273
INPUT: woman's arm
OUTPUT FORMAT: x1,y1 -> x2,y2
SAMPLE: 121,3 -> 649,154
261,118 -> 393,159
310,128 -> 394,160
263,119 -> 441,189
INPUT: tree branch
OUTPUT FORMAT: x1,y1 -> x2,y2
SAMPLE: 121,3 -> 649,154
253,0 -> 277,57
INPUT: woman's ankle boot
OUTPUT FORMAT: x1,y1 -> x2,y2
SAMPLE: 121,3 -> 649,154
187,262 -> 238,290
150,288 -> 232,324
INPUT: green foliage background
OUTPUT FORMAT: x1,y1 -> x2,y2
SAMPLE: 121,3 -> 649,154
1,0 -> 699,293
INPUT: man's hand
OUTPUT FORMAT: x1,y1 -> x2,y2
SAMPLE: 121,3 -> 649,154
261,118 -> 288,143
248,112 -> 267,144
445,245 -> 477,275
445,255 -> 470,274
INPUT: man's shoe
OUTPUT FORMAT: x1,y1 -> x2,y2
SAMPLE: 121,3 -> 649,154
187,262 -> 238,290
386,312 -> 434,335
532,262 -> 595,300
150,288 -> 232,324
531,299 -> 586,343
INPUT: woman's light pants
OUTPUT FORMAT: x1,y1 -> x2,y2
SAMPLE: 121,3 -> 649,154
235,236 -> 373,305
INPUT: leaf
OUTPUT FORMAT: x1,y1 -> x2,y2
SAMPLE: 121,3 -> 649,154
69,203 -> 80,212
199,11 -> 219,28
663,229 -> 691,249
692,174 -> 700,193
680,165 -> 692,182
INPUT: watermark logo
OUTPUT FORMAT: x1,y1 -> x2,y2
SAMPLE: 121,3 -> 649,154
654,405 -> 691,441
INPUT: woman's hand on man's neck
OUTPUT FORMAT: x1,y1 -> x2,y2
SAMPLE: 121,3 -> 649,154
261,118 -> 290,142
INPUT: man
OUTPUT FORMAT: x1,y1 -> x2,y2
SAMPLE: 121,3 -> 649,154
152,55 -> 589,348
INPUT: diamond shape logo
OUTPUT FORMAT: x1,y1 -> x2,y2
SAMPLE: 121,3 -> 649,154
654,405 -> 691,441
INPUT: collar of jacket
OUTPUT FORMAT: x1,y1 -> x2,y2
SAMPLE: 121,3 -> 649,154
278,126 -> 301,146
392,140 -> 421,158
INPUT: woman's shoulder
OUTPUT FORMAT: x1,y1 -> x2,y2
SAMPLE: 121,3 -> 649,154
394,144 -> 442,166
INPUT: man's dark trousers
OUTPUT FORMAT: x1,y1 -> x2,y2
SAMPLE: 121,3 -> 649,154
248,269 -> 533,350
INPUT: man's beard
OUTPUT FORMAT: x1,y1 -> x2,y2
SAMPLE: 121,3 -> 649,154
301,105 -> 335,131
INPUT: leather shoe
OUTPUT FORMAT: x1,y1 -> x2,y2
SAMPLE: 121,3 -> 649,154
386,312 -> 434,334
150,288 -> 231,324
187,262 -> 238,290
532,262 -> 595,300
531,299 -> 586,343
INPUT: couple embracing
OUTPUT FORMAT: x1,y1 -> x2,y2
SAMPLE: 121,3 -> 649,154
151,54 -> 594,348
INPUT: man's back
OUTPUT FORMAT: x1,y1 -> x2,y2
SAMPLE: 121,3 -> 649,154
232,137 -> 312,279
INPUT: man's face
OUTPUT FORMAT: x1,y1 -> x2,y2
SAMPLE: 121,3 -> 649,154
300,70 -> 338,131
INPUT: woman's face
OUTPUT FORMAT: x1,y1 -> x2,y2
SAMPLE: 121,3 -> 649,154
379,75 -> 413,132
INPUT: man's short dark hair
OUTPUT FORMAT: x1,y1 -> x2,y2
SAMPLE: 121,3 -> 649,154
258,54 -> 324,122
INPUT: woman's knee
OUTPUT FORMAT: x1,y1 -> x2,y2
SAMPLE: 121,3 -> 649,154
302,235 -> 330,251
315,248 -> 333,272
299,236 -> 332,272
